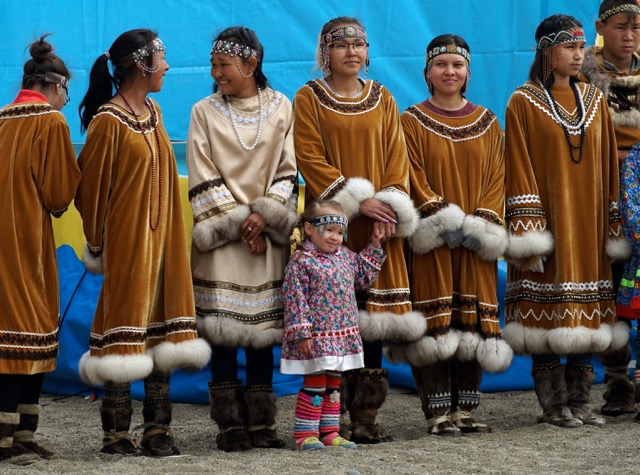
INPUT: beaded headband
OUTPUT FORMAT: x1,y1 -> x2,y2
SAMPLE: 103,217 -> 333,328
599,3 -> 640,22
132,37 -> 166,62
312,214 -> 348,241
320,25 -> 368,46
426,43 -> 471,66
211,40 -> 259,59
536,27 -> 585,50
34,71 -> 69,89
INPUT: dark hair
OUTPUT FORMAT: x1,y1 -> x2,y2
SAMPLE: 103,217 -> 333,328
316,17 -> 366,71
423,34 -> 471,97
212,26 -> 268,92
599,0 -> 640,23
22,34 -> 70,90
529,14 -> 583,88
79,29 -> 159,133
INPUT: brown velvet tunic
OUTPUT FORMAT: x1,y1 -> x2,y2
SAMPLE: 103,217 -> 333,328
504,81 -> 622,355
0,92 -> 80,374
75,100 -> 201,366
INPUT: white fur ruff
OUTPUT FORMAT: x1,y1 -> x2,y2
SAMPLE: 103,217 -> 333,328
332,177 -> 376,218
250,197 -> 298,246
462,215 -> 508,261
78,351 -> 154,386
150,338 -> 211,373
82,244 -> 103,275
606,237 -> 632,262
476,338 -> 513,373
197,315 -> 283,348
192,205 -> 251,252
408,203 -> 465,254
358,310 -> 426,343
387,332 -> 461,367
506,229 -> 554,259
374,189 -> 418,237
456,330 -> 483,361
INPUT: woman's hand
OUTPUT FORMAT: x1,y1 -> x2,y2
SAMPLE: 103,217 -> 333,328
509,255 -> 545,273
359,198 -> 398,224
241,212 -> 266,243
296,338 -> 312,358
249,234 -> 267,255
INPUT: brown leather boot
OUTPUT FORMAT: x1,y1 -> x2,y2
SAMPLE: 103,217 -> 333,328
0,411 -> 38,465
600,345 -> 635,416
566,363 -> 604,427
140,399 -> 179,456
412,360 -> 461,437
347,368 -> 392,443
532,361 -> 582,428
14,404 -> 54,459
100,404 -> 145,455
451,359 -> 491,433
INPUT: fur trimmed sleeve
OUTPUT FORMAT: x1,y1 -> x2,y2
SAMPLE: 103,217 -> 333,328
332,177 -> 376,218
374,187 -> 418,237
250,196 -> 297,246
409,203 -> 465,254
461,212 -> 508,261
191,204 -> 251,252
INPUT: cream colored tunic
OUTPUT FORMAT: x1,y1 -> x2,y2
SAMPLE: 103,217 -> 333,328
187,88 -> 297,348
0,92 -> 80,374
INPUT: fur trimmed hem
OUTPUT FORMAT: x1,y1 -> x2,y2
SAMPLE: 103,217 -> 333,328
385,331 -> 460,366
456,330 -> 483,361
250,197 -> 297,246
502,322 -> 629,355
197,316 -> 283,348
332,177 -> 376,218
408,203 -> 465,254
606,237 -> 632,262
82,244 -> 103,275
505,229 -> 554,259
149,338 -> 211,373
78,351 -> 154,386
192,205 -> 251,252
15,404 -> 40,415
358,310 -> 426,343
462,215 -> 508,261
374,189 -> 418,237
476,338 -> 513,373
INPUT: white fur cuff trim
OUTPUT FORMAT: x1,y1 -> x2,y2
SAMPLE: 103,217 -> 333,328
506,230 -> 554,259
197,316 -> 283,348
358,310 -> 426,343
409,203 -> 465,254
250,197 -> 298,246
606,237 -> 632,262
476,338 -> 513,373
374,189 -> 418,237
78,351 -> 154,386
82,244 -> 103,275
192,205 -> 251,252
150,338 -> 211,373
332,177 -> 375,219
462,215 -> 508,261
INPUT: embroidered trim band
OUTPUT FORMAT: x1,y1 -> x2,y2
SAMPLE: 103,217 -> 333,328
320,25 -> 368,46
427,43 -> 470,65
599,4 -> 640,22
211,40 -> 259,59
536,27 -> 585,50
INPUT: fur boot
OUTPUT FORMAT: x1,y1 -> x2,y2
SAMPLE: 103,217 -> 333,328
13,404 -> 54,459
566,363 -> 605,427
209,380 -> 251,452
451,359 -> 491,433
100,404 -> 145,455
532,362 -> 582,428
140,399 -> 179,456
600,344 -> 635,416
347,368 -> 392,443
339,371 -> 356,438
0,412 -> 38,465
244,386 -> 285,448
412,360 -> 461,436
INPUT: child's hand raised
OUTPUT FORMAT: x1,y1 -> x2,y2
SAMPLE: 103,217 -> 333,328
370,227 -> 386,248
296,338 -> 312,357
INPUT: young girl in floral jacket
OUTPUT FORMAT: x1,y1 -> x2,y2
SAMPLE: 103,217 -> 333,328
281,200 -> 385,450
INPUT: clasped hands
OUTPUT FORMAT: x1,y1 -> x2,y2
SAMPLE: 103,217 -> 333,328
241,212 -> 267,255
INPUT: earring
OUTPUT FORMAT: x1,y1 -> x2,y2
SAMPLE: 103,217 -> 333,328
363,56 -> 370,78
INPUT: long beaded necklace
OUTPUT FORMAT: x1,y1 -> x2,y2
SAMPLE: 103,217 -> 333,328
119,91 -> 163,230
224,87 -> 263,151
538,80 -> 586,164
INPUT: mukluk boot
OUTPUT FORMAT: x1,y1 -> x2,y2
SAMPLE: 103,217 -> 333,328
100,403 -> 145,455
338,370 -> 356,439
532,361 -> 582,428
412,360 -> 460,437
209,380 -> 251,452
451,360 -> 491,433
0,411 -> 38,466
600,345 -> 635,416
346,368 -> 392,443
14,404 -> 54,459
244,385 -> 285,449
139,373 -> 179,456
566,363 -> 605,427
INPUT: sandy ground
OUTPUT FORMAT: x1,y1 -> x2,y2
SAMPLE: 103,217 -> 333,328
3,385 -> 638,475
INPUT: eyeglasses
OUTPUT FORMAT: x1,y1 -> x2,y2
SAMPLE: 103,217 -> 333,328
61,85 -> 70,105
329,42 -> 369,52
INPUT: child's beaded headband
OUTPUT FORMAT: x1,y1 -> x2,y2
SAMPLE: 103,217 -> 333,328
536,27 -> 585,50
312,214 -> 349,241
426,43 -> 471,66
211,40 -> 259,59
599,3 -> 640,22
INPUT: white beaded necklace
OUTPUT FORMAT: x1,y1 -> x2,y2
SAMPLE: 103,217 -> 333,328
537,79 -> 586,132
225,87 -> 263,151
